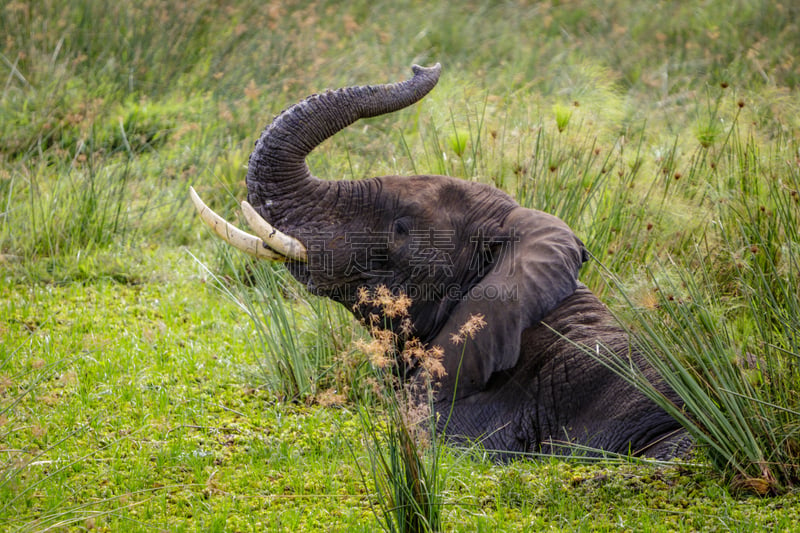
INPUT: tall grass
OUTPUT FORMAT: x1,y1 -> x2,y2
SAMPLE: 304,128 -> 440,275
200,248 -> 364,403
11,151 -> 131,256
351,287 -> 451,533
358,388 -> 444,533
595,125 -> 800,494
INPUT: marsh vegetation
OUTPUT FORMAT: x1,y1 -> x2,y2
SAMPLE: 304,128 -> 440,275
2,1 -> 799,530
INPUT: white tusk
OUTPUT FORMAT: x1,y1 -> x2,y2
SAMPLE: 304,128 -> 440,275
189,186 -> 289,262
241,200 -> 307,262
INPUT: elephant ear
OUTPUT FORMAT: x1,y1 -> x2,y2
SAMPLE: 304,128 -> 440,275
431,207 -> 588,400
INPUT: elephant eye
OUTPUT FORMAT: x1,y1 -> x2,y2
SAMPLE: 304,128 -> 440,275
482,242 -> 502,266
393,217 -> 412,237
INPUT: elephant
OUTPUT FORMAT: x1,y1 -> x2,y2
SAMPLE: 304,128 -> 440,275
190,64 -> 690,459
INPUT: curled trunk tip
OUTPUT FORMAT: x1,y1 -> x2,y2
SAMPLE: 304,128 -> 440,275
246,63 -> 443,206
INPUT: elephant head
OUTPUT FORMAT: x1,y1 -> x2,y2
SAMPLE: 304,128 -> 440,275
191,65 -> 688,459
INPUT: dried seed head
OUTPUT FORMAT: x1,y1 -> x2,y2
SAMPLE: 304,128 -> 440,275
399,317 -> 414,337
315,388 -> 346,407
368,313 -> 380,327
356,285 -> 412,319
401,340 -> 447,380
355,333 -> 394,369
420,347 -> 446,379
451,313 -> 487,344
356,286 -> 370,306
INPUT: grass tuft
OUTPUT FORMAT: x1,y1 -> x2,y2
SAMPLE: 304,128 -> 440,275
596,128 -> 800,495
200,247 -> 364,403
351,287 -> 447,533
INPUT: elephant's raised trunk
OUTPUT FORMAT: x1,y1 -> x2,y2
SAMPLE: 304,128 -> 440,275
245,64 -> 442,209
189,64 -> 440,264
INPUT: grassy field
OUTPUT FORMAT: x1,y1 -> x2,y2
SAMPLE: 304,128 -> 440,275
2,0 -> 800,530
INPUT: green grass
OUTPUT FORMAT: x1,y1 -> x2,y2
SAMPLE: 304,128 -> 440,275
205,251 -> 364,404
2,0 -> 800,530
597,127 -> 800,494
1,255 -> 799,529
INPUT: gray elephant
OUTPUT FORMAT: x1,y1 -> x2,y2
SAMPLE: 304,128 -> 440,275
191,64 -> 689,459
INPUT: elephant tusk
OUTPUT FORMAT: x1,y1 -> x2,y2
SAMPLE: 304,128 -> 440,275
189,186 -> 294,262
240,200 -> 307,262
